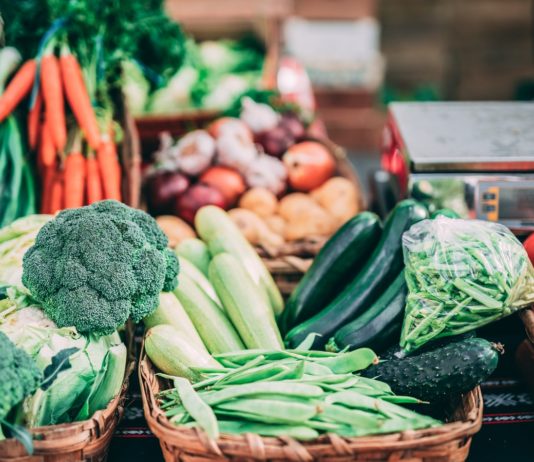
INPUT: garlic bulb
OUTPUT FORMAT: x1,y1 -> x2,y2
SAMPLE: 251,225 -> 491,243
216,132 -> 258,173
244,154 -> 287,195
240,97 -> 280,134
176,130 -> 216,176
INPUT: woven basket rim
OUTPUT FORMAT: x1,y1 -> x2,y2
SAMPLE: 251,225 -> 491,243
0,328 -> 136,457
139,344 -> 483,459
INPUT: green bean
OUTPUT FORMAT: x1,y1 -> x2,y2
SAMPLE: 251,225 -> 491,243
218,420 -> 319,441
201,382 -> 323,406
314,348 -> 378,373
317,404 -> 383,428
216,398 -> 318,423
172,377 -> 219,439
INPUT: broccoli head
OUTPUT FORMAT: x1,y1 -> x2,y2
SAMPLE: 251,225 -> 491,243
0,332 -> 42,429
22,200 -> 179,335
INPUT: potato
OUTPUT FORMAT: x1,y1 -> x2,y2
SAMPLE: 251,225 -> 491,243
284,206 -> 335,241
278,193 -> 318,221
228,208 -> 284,249
238,187 -> 278,218
311,177 -> 360,226
156,215 -> 196,247
264,215 -> 286,236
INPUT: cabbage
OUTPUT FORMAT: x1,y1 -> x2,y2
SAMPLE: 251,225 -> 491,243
0,215 -> 52,287
122,60 -> 150,115
148,66 -> 199,114
0,292 -> 127,426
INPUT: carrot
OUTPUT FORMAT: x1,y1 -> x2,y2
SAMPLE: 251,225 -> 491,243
49,168 -> 65,214
86,153 -> 103,204
41,52 -> 67,153
60,48 -> 101,150
64,151 -> 86,208
39,118 -> 56,167
96,137 -> 122,201
28,91 -> 43,150
40,165 -> 55,214
0,60 -> 36,122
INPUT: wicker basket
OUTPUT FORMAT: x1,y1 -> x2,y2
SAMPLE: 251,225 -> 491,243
0,330 -> 136,462
140,346 -> 483,462
259,146 -> 363,297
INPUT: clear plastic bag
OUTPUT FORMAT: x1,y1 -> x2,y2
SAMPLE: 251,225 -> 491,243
400,217 -> 534,353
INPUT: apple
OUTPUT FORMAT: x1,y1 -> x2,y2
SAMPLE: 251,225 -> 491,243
174,184 -> 227,224
200,166 -> 246,207
282,141 -> 336,192
144,171 -> 190,215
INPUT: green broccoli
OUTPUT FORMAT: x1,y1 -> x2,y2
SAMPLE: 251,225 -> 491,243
22,200 -> 179,335
0,331 -> 42,441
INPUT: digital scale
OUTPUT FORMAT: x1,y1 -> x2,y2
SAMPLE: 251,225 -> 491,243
381,102 -> 534,234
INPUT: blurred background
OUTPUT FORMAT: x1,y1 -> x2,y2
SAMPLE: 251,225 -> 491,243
158,0 -> 534,154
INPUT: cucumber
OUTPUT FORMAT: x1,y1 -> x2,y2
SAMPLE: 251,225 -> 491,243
175,238 -> 211,276
327,270 -> 407,352
280,212 -> 382,334
209,253 -> 284,350
144,325 -> 221,380
361,337 -> 500,401
173,272 -> 245,354
143,292 -> 209,355
285,200 -> 428,349
196,206 -> 284,317
178,256 -> 221,306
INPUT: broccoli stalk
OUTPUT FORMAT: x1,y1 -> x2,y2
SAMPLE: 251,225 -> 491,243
21,200 -> 179,336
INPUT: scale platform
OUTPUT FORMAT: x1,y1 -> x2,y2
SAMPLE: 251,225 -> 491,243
389,102 -> 534,172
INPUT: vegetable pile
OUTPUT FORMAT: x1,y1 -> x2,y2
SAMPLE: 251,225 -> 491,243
0,0 -> 187,221
145,98 -> 361,251
126,37 -> 265,115
0,198 -> 181,451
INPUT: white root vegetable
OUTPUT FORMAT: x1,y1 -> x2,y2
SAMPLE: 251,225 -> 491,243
228,208 -> 284,249
238,188 -> 278,218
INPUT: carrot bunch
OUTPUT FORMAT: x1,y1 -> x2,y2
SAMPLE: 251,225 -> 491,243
0,42 -> 123,214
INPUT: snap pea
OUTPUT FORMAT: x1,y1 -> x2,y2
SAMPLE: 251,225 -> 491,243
216,398 -> 318,423
172,377 -> 219,439
314,348 -> 378,374
201,382 -> 323,406
218,420 -> 319,441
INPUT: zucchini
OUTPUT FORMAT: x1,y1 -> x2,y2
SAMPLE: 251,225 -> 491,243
327,270 -> 407,352
196,206 -> 284,317
209,253 -> 283,350
144,325 -> 221,380
178,256 -> 221,306
143,292 -> 209,355
280,212 -> 382,334
175,238 -> 211,276
284,200 -> 428,349
362,337 -> 500,401
174,272 -> 245,354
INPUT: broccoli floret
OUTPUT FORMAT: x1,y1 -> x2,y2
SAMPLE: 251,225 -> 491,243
0,332 -> 42,440
22,200 -> 179,335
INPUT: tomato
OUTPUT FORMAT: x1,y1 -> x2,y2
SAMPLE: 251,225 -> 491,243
524,233 -> 534,265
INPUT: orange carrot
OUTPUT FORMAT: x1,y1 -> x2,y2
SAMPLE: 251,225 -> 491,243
49,169 -> 65,214
40,165 -> 55,214
28,91 -> 43,150
39,118 -> 56,167
96,137 -> 122,201
0,60 -> 36,122
60,49 -> 101,150
86,153 -> 103,204
41,52 -> 67,152
64,152 -> 86,208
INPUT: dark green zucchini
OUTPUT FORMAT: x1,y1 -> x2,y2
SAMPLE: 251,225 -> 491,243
280,212 -> 382,334
362,337 -> 500,401
327,270 -> 407,352
284,199 -> 428,349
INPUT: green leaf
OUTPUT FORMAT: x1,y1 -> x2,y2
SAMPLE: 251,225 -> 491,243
1,419 -> 34,455
41,347 -> 79,391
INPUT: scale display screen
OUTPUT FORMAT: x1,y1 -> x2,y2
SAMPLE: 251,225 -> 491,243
499,189 -> 534,220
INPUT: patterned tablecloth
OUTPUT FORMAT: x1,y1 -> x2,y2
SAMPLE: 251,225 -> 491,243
108,315 -> 534,462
